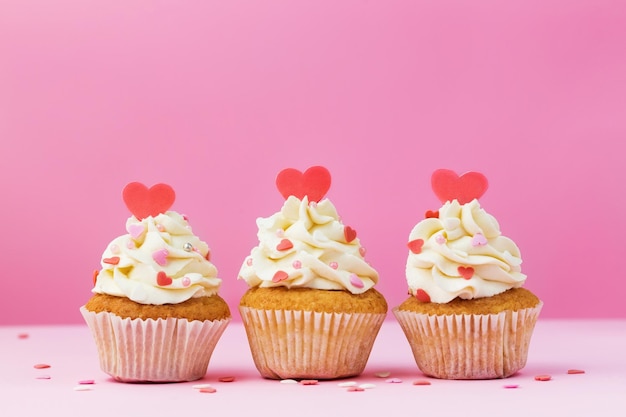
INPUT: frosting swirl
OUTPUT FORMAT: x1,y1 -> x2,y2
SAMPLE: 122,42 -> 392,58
406,199 -> 525,303
238,196 -> 378,294
93,212 -> 222,305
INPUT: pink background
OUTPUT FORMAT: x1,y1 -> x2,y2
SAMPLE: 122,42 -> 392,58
1,0 -> 625,324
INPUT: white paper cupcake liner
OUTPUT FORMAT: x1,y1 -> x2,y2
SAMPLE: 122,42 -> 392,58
393,302 -> 542,379
80,307 -> 230,382
239,306 -> 386,380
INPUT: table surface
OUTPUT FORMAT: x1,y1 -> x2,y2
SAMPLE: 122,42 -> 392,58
2,319 -> 625,416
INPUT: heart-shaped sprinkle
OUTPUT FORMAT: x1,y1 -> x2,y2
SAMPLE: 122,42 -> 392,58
425,210 -> 439,219
431,169 -> 488,205
272,270 -> 289,282
275,166 -> 331,202
344,226 -> 357,243
182,276 -> 191,287
458,266 -> 474,279
329,262 -> 338,269
122,182 -> 176,220
292,260 -> 302,269
103,257 -> 120,265
407,239 -> 424,254
152,249 -> 169,266
276,239 -> 293,251
156,271 -> 173,286
205,250 -> 211,261
92,269 -> 99,285
128,224 -> 145,239
350,273 -> 364,288
416,289 -> 431,302
471,233 -> 488,247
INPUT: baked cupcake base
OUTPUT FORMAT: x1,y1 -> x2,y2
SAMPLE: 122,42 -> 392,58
393,288 -> 542,379
239,287 -> 387,380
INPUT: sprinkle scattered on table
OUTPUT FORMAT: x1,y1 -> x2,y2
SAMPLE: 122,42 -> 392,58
35,375 -> 51,380
300,379 -> 319,385
567,369 -> 585,374
73,385 -> 92,391
192,384 -> 213,389
218,376 -> 236,382
337,381 -> 357,387
386,378 -> 403,383
17,333 -> 29,339
33,364 -> 51,369
347,386 -> 365,392
503,384 -> 519,389
199,387 -> 217,393
534,374 -> 552,381
359,383 -> 376,389
280,379 -> 298,384
413,380 -> 432,386
78,380 -> 95,385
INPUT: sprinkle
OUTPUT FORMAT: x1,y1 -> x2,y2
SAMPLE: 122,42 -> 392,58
126,240 -> 135,249
292,260 -> 302,269
416,289 -> 431,303
35,375 -> 51,380
34,364 -> 50,369
78,380 -> 95,385
458,266 -> 474,279
359,247 -> 366,256
329,262 -> 338,269
386,378 -> 403,383
300,380 -> 319,385
152,249 -> 169,266
102,257 -> 120,265
205,250 -> 211,261
435,234 -> 446,244
471,233 -> 488,247
347,386 -> 365,392
534,375 -> 552,381
359,383 -> 376,389
280,379 -> 298,384
128,224 -> 144,239
92,269 -> 99,285
425,210 -> 439,219
18,333 -> 29,339
275,229 -> 285,237
183,242 -> 193,252
182,276 -> 191,287
407,239 -> 424,254
344,226 -> 357,243
246,257 -> 253,266
192,384 -> 214,389
109,244 -> 120,254
276,239 -> 293,251
567,369 -> 585,374
199,387 -> 217,393
156,224 -> 165,232
272,270 -> 289,283
218,376 -> 235,382
349,274 -> 364,288
337,381 -> 357,387
413,380 -> 431,386
374,371 -> 391,378
503,384 -> 519,389
73,385 -> 92,391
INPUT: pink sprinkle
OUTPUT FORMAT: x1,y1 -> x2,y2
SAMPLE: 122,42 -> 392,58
156,224 -> 165,232
152,249 -> 169,266
34,364 -> 50,369
386,378 -> 403,383
79,380 -> 95,385
329,262 -> 338,269
349,273 -> 364,288
300,380 -> 319,385
413,380 -> 431,386
567,369 -> 585,374
292,260 -> 302,269
246,258 -> 253,266
503,384 -> 519,389
534,374 -> 552,381
347,386 -> 364,392
359,247 -> 366,256
126,240 -> 135,249
17,333 -> 29,339
182,276 -> 191,287
35,375 -> 51,380
471,233 -> 488,247
218,376 -> 235,382
199,387 -> 217,393
435,234 -> 446,244
109,244 -> 120,254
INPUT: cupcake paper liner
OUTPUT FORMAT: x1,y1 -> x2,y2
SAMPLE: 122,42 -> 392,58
80,307 -> 230,382
393,302 -> 542,379
239,306 -> 386,380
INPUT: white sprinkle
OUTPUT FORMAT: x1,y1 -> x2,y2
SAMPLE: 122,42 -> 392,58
280,379 -> 298,384
386,378 -> 403,383
374,371 -> 391,378
192,384 -> 213,389
35,375 -> 51,380
73,385 -> 92,391
359,383 -> 376,389
337,381 -> 358,387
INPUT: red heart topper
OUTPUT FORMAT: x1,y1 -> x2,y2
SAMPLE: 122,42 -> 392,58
431,169 -> 488,205
122,182 -> 176,220
275,166 -> 332,202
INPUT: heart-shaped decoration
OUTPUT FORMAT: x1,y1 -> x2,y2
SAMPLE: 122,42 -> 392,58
152,249 -> 169,266
276,239 -> 294,251
425,210 -> 439,219
458,266 -> 474,279
431,169 -> 488,205
415,289 -> 431,303
275,166 -> 331,202
128,224 -> 145,239
471,233 -> 488,247
123,182 -> 176,220
407,239 -> 424,254
272,270 -> 289,283
344,226 -> 357,243
156,271 -> 173,286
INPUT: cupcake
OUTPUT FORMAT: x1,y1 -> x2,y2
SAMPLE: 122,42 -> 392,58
238,166 -> 387,380
81,182 -> 231,382
393,169 -> 542,379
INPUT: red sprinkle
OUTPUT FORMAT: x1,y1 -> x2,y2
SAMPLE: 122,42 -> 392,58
344,226 -> 357,243
407,239 -> 424,254
103,257 -> 120,265
347,386 -> 364,392
17,333 -> 29,339
413,380 -> 431,386
300,380 -> 319,385
34,364 -> 51,369
503,384 -> 519,389
199,387 -> 217,393
567,369 -> 585,374
218,376 -> 235,383
425,210 -> 439,219
79,380 -> 95,385
415,289 -> 431,303
276,239 -> 294,251
534,374 -> 552,381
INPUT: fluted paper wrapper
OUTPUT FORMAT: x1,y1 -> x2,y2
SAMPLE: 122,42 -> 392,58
80,307 -> 230,382
239,306 -> 386,380
393,302 -> 542,379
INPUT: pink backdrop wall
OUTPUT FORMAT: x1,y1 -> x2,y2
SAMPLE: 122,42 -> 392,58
1,1 -> 625,324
